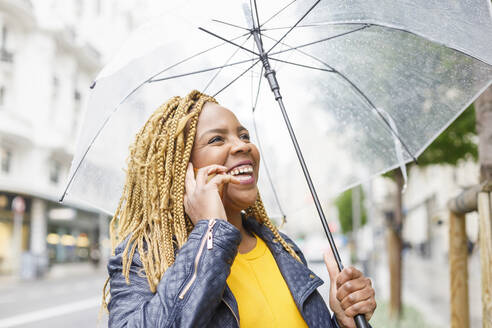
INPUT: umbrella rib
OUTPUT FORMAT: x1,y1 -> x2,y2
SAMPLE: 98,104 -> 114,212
264,32 -> 417,162
61,31 -> 252,201
269,24 -> 371,56
263,21 -> 367,31
333,70 -> 417,162
198,27 -> 260,57
253,65 -> 263,112
177,25 -> 367,85
250,64 -> 288,223
212,59 -> 261,97
262,33 -> 336,70
269,57 -> 334,73
260,0 -> 297,28
148,58 -> 256,83
265,0 -> 322,55
266,21 -> 491,65
145,31 -> 250,83
212,19 -> 249,31
203,34 -> 253,93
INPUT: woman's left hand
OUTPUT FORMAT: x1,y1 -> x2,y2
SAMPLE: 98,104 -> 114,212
324,250 -> 376,328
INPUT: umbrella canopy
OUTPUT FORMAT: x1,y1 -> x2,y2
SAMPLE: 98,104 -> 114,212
61,0 -> 492,222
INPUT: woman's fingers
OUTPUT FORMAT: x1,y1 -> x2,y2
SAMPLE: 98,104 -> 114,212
344,297 -> 377,320
336,276 -> 371,302
185,163 -> 196,196
195,164 -> 228,185
336,266 -> 363,289
340,285 -> 375,311
208,171 -> 241,188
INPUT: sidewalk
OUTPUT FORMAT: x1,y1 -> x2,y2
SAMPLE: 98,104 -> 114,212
402,250 -> 482,328
374,248 -> 482,328
0,262 -> 107,290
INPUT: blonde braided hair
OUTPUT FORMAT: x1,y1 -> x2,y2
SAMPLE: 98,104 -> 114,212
102,90 -> 300,309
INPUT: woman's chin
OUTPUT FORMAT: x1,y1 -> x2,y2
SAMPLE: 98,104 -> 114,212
223,186 -> 258,211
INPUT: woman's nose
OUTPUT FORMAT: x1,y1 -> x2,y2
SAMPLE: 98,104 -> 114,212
230,138 -> 251,154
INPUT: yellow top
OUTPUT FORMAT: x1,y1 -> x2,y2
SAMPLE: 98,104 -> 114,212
226,234 -> 308,327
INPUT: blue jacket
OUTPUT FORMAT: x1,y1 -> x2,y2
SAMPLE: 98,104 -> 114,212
108,217 -> 341,327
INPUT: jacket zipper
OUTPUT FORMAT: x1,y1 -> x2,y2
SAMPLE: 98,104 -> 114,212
179,219 -> 217,299
222,297 -> 239,327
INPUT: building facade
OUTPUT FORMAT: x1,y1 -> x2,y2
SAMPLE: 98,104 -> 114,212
0,0 -> 120,277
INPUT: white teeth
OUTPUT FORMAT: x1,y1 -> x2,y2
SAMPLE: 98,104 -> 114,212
229,165 -> 253,176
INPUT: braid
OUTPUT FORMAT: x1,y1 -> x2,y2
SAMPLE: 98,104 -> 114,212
103,90 -> 217,309
102,91 -> 300,312
251,193 -> 302,263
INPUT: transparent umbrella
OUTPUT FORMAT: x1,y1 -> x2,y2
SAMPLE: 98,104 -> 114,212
60,2 -> 492,325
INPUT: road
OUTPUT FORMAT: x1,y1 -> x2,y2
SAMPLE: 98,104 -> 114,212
0,265 -> 108,328
0,261 -> 331,328
1,253 -> 474,328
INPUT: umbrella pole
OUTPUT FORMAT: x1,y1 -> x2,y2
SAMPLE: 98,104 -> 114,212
251,30 -> 344,270
252,30 -> 371,328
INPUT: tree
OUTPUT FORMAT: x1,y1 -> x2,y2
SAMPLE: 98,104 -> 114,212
335,187 -> 367,234
475,86 -> 492,187
335,186 -> 368,264
385,104 -> 478,319
474,85 -> 492,327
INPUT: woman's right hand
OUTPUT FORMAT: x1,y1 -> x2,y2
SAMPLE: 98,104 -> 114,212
184,162 -> 240,224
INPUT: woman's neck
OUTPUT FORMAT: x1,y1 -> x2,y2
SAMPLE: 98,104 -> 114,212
226,209 -> 256,253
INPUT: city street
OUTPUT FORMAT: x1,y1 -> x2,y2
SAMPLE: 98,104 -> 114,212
0,262 -> 330,328
0,250 -> 483,328
0,264 -> 108,328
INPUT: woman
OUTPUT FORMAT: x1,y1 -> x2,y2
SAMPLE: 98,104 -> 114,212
105,90 -> 376,327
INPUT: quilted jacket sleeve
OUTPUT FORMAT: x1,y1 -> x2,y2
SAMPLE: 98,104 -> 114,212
107,219 -> 241,328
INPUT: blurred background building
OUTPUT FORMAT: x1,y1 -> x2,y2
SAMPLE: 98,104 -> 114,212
0,0 -> 145,278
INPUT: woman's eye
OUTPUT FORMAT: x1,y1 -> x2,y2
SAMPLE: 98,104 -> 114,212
240,133 -> 250,141
208,136 -> 224,144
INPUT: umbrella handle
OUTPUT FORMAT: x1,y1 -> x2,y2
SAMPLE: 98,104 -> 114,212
354,314 -> 370,328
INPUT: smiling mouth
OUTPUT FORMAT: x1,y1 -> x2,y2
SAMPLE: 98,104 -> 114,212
229,164 -> 253,176
227,164 -> 255,185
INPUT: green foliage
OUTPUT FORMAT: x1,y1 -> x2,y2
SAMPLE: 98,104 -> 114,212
334,187 -> 367,234
417,104 -> 478,166
384,104 -> 478,180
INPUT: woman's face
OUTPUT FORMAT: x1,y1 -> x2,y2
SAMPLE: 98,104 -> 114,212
190,102 -> 260,212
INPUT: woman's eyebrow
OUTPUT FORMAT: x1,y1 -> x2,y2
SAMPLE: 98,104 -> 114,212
198,128 -> 227,141
198,126 -> 248,141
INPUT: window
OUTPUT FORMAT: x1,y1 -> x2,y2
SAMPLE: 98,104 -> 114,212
0,148 -> 12,174
1,25 -> 7,50
0,86 -> 4,107
0,25 -> 13,63
74,89 -> 81,104
49,160 -> 61,184
72,89 -> 81,134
